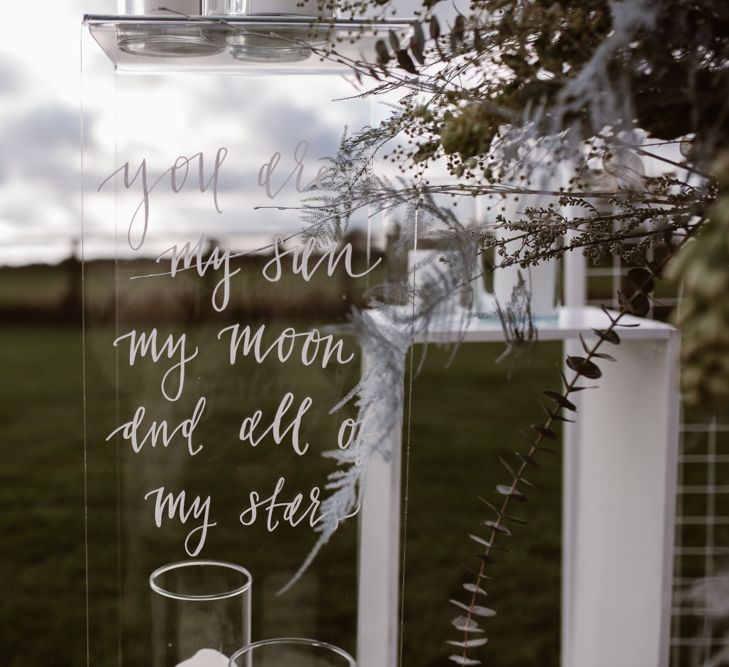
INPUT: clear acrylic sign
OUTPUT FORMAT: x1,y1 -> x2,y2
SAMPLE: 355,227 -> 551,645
81,18 -> 396,664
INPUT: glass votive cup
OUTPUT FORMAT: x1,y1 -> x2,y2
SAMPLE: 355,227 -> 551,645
117,0 -> 225,57
228,637 -> 356,667
150,560 -> 253,667
119,0 -> 202,13
203,0 -> 337,63
203,0 -> 337,17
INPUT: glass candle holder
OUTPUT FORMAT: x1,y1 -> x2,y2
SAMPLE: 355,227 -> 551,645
119,0 -> 202,13
228,638 -> 356,667
226,22 -> 332,63
150,560 -> 253,667
117,0 -> 225,57
211,0 -> 335,64
203,0 -> 337,17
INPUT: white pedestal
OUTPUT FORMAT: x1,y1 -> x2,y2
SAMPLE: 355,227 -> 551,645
356,306 -> 680,667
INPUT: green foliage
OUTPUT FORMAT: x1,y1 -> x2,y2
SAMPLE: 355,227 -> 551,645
440,104 -> 499,160
365,0 -> 728,160
668,151 -> 729,407
302,2 -> 729,662
307,0 -> 725,275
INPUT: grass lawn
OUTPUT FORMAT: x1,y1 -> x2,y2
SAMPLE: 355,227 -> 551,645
0,318 -> 562,666
0,324 -> 87,666
402,342 -> 562,667
0,245 -> 568,667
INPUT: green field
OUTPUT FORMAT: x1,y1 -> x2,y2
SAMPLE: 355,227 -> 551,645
0,324 -> 87,665
0,319 -> 562,667
0,257 -> 563,667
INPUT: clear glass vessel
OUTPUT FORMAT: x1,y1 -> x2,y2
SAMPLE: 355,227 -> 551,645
228,638 -> 356,667
116,28 -> 224,57
150,561 -> 253,667
203,0 -> 336,17
209,0 -> 337,63
117,0 -> 226,57
119,0 -> 202,13
226,24 -> 324,63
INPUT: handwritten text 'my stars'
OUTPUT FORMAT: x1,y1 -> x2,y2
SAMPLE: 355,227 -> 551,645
144,478 -> 341,557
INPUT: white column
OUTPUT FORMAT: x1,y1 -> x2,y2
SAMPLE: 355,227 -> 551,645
357,348 -> 403,667
561,335 -> 581,667
563,217 -> 587,308
568,335 -> 680,667
492,167 -> 559,318
560,201 -> 587,667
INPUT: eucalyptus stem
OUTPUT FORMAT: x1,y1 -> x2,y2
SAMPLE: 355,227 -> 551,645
457,309 -> 625,664
452,233 -> 694,665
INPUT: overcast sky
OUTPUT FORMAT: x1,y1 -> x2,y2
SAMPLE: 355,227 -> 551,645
0,0 -> 113,264
0,0 -> 454,266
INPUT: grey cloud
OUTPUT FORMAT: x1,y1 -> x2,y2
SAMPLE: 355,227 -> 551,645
0,105 -> 95,190
214,164 -> 260,192
7,105 -> 80,149
211,77 -> 347,152
0,57 -> 25,96
0,105 -> 108,239
256,102 -> 343,156
0,200 -> 42,225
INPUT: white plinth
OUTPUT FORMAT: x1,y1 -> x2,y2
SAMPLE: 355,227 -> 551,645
356,306 -> 680,667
